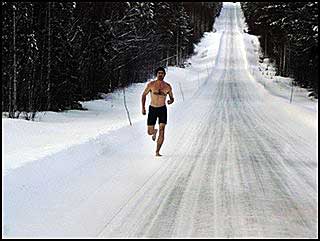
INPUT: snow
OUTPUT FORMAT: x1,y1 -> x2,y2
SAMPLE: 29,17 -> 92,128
2,29 -> 222,175
2,2 -> 318,238
243,32 -> 318,112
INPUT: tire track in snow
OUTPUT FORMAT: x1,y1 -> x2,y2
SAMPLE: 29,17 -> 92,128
99,3 -> 317,238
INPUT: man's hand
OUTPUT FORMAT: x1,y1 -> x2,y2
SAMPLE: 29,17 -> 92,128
142,107 -> 146,115
167,87 -> 174,105
167,99 -> 174,105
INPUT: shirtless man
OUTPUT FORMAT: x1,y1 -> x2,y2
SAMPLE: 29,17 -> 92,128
141,67 -> 174,156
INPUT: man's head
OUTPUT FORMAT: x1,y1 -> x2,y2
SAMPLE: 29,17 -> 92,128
155,67 -> 166,80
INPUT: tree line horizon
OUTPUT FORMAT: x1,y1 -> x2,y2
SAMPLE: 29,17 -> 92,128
2,2 -> 318,120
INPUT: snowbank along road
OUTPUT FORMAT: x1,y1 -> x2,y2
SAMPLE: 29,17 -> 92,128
3,2 -> 317,238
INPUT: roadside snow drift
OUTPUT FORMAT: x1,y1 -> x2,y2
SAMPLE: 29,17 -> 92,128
3,2 -> 318,238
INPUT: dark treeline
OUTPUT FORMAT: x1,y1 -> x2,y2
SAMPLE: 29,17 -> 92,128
2,2 -> 222,119
241,2 -> 318,98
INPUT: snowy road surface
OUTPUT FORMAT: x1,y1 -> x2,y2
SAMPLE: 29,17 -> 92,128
3,3 -> 317,238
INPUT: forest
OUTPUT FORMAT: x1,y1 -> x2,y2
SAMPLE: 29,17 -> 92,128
2,2 -> 318,120
241,2 -> 318,99
2,2 -> 222,119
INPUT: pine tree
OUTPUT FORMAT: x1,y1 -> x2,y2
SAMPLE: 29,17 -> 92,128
241,2 -> 318,97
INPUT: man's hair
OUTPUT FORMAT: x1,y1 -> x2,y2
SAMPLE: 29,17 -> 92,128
155,67 -> 166,76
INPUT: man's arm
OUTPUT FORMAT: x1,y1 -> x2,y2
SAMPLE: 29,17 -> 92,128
167,84 -> 174,105
141,83 -> 151,115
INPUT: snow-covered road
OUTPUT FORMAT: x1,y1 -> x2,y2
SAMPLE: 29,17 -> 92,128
3,3 -> 317,238
99,4 -> 318,238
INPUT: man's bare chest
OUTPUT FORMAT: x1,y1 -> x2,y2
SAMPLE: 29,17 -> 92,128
150,83 -> 169,96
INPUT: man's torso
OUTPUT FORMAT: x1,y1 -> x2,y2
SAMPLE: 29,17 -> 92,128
149,80 -> 170,107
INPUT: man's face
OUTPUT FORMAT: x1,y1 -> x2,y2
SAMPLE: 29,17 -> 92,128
157,71 -> 165,80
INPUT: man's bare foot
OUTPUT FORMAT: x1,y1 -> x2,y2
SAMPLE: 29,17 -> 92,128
152,129 -> 158,141
155,152 -> 162,157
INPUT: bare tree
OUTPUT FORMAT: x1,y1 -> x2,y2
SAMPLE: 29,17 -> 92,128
9,4 -> 18,118
46,2 -> 52,110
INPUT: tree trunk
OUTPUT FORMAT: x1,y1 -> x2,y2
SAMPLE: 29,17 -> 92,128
200,6 -> 203,34
279,44 -> 283,76
176,28 -> 179,66
264,32 -> 268,57
205,7 -> 208,31
30,60 -> 37,116
30,4 -> 36,116
282,43 -> 287,77
287,41 -> 291,77
193,5 -> 197,38
10,4 -> 17,118
46,2 -> 52,110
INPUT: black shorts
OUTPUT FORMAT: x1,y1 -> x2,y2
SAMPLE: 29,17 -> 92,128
147,105 -> 167,126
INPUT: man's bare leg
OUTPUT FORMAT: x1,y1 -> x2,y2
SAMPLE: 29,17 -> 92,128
156,123 -> 166,156
147,125 -> 157,141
